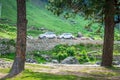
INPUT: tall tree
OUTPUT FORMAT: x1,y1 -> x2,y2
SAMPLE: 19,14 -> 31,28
47,0 -> 119,67
101,0 -> 115,66
4,0 -> 27,78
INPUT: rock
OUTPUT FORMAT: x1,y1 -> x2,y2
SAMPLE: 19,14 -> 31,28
26,58 -> 37,63
27,35 -> 33,39
61,57 -> 79,64
112,61 -> 120,65
41,54 -> 51,61
96,61 -> 101,65
51,59 -> 58,64
70,20 -> 77,24
77,32 -> 83,38
0,44 -> 9,55
0,39 -> 15,55
9,46 -> 15,53
0,59 -> 12,68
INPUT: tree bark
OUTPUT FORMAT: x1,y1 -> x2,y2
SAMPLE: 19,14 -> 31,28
3,0 -> 27,78
101,0 -> 115,67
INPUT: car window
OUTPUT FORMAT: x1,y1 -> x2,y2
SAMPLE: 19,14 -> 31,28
45,32 -> 54,34
64,33 -> 72,35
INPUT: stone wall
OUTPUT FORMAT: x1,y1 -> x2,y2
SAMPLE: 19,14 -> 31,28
26,38 -> 103,52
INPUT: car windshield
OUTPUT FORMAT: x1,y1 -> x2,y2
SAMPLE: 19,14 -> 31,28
45,32 -> 54,34
63,33 -> 72,35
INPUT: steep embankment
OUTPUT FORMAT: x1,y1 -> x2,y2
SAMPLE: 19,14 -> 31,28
0,0 -> 101,38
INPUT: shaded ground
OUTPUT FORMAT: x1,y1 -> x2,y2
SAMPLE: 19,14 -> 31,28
25,64 -> 120,80
1,61 -> 120,80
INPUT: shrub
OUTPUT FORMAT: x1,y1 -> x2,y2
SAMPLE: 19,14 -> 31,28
67,46 -> 76,56
53,52 -> 68,62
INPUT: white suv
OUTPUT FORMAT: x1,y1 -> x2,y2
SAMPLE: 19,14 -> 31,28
39,32 -> 56,39
58,33 -> 75,39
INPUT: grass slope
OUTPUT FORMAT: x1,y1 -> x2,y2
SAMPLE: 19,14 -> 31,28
0,24 -> 16,39
0,0 -> 100,37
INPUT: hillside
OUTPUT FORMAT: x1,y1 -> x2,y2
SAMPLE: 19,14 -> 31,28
0,0 -> 102,38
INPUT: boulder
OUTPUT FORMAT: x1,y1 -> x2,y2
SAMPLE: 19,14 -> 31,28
51,59 -> 59,64
27,35 -> 33,39
77,32 -> 83,38
61,57 -> 79,64
0,39 -> 15,55
41,54 -> 51,61
26,58 -> 37,63
96,61 -> 101,65
0,59 -> 12,68
112,61 -> 120,65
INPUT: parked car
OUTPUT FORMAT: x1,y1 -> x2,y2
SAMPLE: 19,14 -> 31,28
39,32 -> 56,39
58,33 -> 75,39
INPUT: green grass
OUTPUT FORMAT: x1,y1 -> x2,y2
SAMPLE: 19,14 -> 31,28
0,0 -> 17,24
0,68 -> 10,73
0,24 -> 16,39
0,0 -> 119,40
1,62 -> 120,80
0,0 -> 103,38
0,69 -> 95,80
11,70 -> 78,80
0,53 -> 15,60
0,69 -> 96,80
1,66 -> 120,80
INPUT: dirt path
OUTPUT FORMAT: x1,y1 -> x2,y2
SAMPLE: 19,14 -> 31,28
0,73 -> 7,79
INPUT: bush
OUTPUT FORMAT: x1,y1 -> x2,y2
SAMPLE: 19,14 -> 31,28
52,44 -> 100,63
67,46 -> 76,56
56,52 -> 68,62
79,50 -> 89,63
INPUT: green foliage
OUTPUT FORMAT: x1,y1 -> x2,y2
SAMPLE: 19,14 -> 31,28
8,39 -> 16,46
0,24 -> 16,39
53,44 -> 68,52
0,53 -> 15,60
56,52 -> 68,62
26,50 -> 48,63
67,46 -> 76,56
1,43 -> 120,63
34,56 -> 47,64
113,44 -> 120,55
114,31 -> 120,41
52,44 -> 101,63
47,0 -> 105,22
0,39 -> 16,46
0,0 -> 105,39
75,50 -> 90,63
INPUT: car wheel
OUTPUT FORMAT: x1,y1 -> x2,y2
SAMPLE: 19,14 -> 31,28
70,37 -> 73,39
42,36 -> 46,39
52,36 -> 56,39
62,37 -> 64,39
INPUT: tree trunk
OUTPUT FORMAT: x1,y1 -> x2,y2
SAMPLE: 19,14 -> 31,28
4,0 -> 27,78
101,0 -> 115,67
